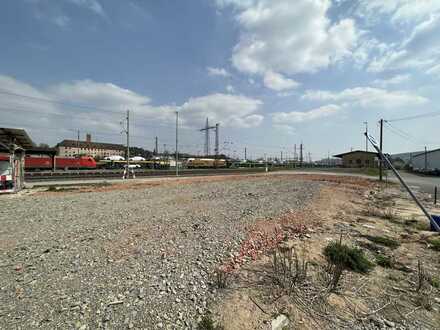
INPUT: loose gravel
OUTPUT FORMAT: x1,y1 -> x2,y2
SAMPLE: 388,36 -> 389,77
0,176 -> 320,329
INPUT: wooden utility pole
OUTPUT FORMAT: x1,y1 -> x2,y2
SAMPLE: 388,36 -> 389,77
126,110 -> 130,171
244,147 -> 247,161
299,143 -> 303,167
379,119 -> 383,181
364,121 -> 368,152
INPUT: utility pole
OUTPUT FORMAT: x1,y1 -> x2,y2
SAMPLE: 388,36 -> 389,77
244,147 -> 247,161
299,143 -> 303,167
294,144 -> 297,161
154,136 -> 158,155
126,110 -> 130,171
175,111 -> 179,176
379,119 -> 383,182
424,146 -> 428,171
264,153 -> 268,172
215,123 -> 219,167
77,129 -> 80,157
364,121 -> 368,152
280,151 -> 283,163
202,118 -> 210,156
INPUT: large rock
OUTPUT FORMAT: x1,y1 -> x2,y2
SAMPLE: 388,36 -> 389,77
271,314 -> 289,330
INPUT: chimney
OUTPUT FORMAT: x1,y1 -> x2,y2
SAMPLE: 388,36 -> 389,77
86,133 -> 91,143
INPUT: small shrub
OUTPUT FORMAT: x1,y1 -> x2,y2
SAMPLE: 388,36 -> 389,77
198,315 -> 222,330
414,221 -> 430,231
272,244 -> 309,291
324,241 -> 373,291
375,254 -> 393,268
324,242 -> 374,274
428,238 -> 440,251
429,276 -> 439,288
363,235 -> 400,249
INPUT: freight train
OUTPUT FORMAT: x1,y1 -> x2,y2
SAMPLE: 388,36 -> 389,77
0,155 -> 97,171
25,156 -> 97,170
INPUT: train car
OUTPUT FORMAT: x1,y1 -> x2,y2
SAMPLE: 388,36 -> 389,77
186,158 -> 227,168
25,156 -> 97,170
97,158 -> 170,169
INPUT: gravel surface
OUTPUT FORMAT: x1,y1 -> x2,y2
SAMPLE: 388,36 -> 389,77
0,176 -> 320,329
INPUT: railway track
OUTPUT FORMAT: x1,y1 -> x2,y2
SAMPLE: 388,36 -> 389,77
25,167 -> 267,182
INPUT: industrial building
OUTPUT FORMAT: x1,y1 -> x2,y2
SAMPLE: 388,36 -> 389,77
56,134 -> 125,159
333,150 -> 379,168
410,148 -> 440,172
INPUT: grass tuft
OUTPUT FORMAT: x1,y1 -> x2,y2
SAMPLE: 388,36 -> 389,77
428,238 -> 440,251
363,235 -> 400,249
375,254 -> 393,268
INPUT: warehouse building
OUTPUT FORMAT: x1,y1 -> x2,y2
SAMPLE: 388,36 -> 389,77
333,150 -> 379,168
410,148 -> 440,172
56,134 -> 125,159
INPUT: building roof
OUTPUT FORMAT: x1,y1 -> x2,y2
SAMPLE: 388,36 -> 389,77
333,150 -> 378,158
57,139 -> 125,151
412,148 -> 440,159
0,128 -> 34,149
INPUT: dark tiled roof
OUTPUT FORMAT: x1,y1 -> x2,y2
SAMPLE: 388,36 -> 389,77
57,140 -> 125,151
333,150 -> 378,158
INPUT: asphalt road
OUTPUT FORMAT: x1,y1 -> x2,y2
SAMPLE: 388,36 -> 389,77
387,171 -> 440,195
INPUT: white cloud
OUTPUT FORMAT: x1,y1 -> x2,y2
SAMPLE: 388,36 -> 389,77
303,87 -> 428,109
372,74 -> 411,88
263,71 -> 299,91
367,14 -> 440,73
272,104 -> 341,125
427,63 -> 440,76
0,75 -> 263,147
358,0 -> 440,25
67,0 -> 105,17
53,15 -> 70,27
207,67 -> 231,77
180,93 -> 263,128
226,84 -> 235,93
220,0 -> 358,77
48,79 -> 151,108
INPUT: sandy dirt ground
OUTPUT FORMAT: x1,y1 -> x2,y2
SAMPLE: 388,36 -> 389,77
208,176 -> 440,330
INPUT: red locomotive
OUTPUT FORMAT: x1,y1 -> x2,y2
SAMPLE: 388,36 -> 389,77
24,156 -> 97,170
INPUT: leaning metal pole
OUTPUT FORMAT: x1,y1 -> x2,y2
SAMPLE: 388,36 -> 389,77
365,133 -> 440,232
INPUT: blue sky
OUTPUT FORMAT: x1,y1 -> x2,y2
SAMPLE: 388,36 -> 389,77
1,0 -> 440,159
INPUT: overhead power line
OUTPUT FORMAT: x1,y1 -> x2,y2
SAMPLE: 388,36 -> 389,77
386,111 -> 440,122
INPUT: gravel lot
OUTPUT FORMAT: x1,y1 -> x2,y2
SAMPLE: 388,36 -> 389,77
0,176 -> 320,329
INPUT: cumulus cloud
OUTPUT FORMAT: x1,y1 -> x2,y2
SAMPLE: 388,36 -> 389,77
272,104 -> 341,124
0,76 -> 263,147
180,93 -> 263,128
230,0 -> 358,75
358,0 -> 440,25
216,0 -> 358,92
207,67 -> 231,77
364,10 -> 440,73
303,87 -> 428,109
372,74 -> 411,87
263,71 -> 299,91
